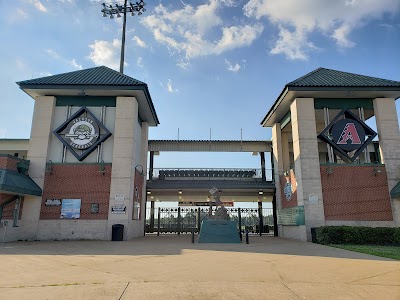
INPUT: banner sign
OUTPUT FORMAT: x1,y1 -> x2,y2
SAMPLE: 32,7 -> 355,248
178,201 -> 234,207
45,199 -> 61,206
111,205 -> 126,214
61,199 -> 81,219
277,206 -> 305,225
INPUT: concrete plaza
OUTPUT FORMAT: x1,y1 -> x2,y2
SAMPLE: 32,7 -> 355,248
0,235 -> 399,300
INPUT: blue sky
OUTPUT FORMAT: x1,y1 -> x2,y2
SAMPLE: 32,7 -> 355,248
1,0 -> 400,170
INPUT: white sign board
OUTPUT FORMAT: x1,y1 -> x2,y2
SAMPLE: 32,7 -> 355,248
209,187 -> 218,195
114,194 -> 125,204
308,194 -> 319,204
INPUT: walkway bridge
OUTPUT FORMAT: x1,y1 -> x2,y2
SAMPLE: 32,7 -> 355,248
146,140 -> 277,236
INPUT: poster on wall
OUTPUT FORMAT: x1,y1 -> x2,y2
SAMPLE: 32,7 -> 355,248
61,199 -> 81,219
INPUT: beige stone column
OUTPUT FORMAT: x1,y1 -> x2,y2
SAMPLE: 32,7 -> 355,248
108,97 -> 138,239
373,98 -> 400,226
140,122 -> 149,233
291,98 -> 325,241
272,123 -> 283,207
272,124 -> 284,235
23,96 -> 56,239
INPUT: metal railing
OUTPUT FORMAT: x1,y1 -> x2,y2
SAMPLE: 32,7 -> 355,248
145,207 -> 274,235
148,168 -> 273,181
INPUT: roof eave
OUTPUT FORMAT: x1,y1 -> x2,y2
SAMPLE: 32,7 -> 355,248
18,83 -> 160,126
261,86 -> 400,128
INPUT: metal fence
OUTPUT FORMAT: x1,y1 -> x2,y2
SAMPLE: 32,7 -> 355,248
145,207 -> 274,235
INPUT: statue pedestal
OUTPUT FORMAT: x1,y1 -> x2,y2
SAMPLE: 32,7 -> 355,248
198,220 -> 241,243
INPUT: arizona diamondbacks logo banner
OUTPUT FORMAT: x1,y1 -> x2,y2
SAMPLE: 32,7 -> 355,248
54,107 -> 112,161
318,109 -> 376,162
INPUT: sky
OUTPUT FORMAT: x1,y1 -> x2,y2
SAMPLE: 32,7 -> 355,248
1,0 -> 400,171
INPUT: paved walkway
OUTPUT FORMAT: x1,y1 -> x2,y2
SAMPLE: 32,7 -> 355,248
0,235 -> 399,300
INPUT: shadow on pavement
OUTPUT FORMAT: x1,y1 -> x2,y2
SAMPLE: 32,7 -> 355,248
0,234 -> 393,261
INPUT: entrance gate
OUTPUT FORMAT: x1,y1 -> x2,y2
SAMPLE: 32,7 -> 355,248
145,207 -> 274,235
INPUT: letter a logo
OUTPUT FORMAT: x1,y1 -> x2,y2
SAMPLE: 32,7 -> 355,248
337,123 -> 361,145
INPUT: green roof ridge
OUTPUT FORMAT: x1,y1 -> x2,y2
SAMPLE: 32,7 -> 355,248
16,65 -> 147,86
287,67 -> 400,87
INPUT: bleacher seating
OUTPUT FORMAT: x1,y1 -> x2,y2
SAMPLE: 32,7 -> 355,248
157,169 -> 257,179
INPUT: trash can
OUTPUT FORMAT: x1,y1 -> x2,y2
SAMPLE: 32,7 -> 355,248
311,227 -> 317,243
112,224 -> 124,241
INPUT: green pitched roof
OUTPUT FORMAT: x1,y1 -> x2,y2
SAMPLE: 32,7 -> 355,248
287,67 -> 400,88
261,67 -> 400,126
16,66 -> 160,126
0,169 -> 42,196
17,66 -> 146,87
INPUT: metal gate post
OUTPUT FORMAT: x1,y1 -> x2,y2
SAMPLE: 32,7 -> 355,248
197,208 -> 201,232
238,208 -> 242,233
150,201 -> 155,233
258,201 -> 263,236
157,208 -> 161,236
177,207 -> 181,235
272,194 -> 278,237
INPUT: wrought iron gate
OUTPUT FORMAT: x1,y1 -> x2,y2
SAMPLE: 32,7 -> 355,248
145,207 -> 274,235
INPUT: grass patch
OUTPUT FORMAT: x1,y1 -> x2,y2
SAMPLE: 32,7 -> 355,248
331,244 -> 400,260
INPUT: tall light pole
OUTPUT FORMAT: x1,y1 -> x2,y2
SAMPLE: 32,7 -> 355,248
101,1 -> 146,74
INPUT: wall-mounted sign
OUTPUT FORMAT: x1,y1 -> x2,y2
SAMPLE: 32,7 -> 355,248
277,206 -> 305,226
53,107 -> 112,161
91,203 -> 99,214
178,201 -> 234,207
45,199 -> 61,206
111,205 -> 126,214
60,199 -> 81,219
318,109 -> 377,162
114,194 -> 125,204
284,181 -> 292,201
308,194 -> 318,204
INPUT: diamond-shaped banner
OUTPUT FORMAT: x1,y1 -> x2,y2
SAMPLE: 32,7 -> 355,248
54,107 -> 112,161
317,109 -> 377,162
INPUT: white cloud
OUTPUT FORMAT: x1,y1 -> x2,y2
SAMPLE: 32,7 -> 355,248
88,39 -> 123,70
133,36 -> 147,48
243,0 -> 400,60
46,49 -> 60,59
167,79 -> 179,93
142,1 -> 263,61
176,59 -> 191,70
137,56 -> 144,68
16,8 -> 29,19
46,49 -> 83,70
26,0 -> 48,12
224,59 -> 241,72
70,59 -> 83,70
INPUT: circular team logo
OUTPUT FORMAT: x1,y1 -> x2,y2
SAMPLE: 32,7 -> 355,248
65,117 -> 99,150
331,118 -> 365,152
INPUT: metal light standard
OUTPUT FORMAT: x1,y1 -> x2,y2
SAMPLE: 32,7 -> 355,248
101,1 -> 146,74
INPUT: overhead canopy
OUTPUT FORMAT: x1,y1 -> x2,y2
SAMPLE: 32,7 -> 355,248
261,67 -> 400,127
0,169 -> 42,196
390,182 -> 400,199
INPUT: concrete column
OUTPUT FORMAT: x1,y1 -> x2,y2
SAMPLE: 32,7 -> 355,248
108,97 -> 138,239
373,98 -> 400,226
291,98 -> 325,241
260,152 -> 266,180
272,123 -> 283,206
149,151 -> 154,180
272,123 -> 284,235
139,121 -> 149,233
23,96 -> 56,240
